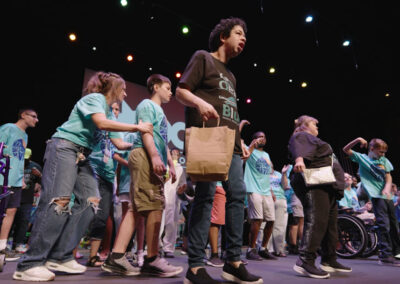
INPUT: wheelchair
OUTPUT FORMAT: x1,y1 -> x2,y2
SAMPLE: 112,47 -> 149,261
336,208 -> 378,259
0,142 -> 12,272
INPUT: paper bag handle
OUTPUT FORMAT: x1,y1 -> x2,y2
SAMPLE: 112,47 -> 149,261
202,118 -> 220,128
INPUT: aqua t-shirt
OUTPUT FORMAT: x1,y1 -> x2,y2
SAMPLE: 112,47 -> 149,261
133,99 -> 168,166
350,150 -> 393,199
270,170 -> 286,200
244,149 -> 272,196
118,132 -> 137,195
88,122 -> 123,183
0,123 -> 28,187
52,93 -> 115,149
339,188 -> 360,210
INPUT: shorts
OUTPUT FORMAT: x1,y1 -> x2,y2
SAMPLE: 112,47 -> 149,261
291,194 -> 304,217
211,186 -> 226,225
129,148 -> 164,212
288,213 -> 302,225
247,192 -> 275,221
118,192 -> 131,204
4,187 -> 22,209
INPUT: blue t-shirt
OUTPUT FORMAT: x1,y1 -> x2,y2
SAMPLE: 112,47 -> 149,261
52,93 -> 116,149
270,171 -> 286,200
350,151 -> 393,199
244,149 -> 272,196
0,123 -> 28,187
339,188 -> 360,210
118,132 -> 137,195
133,99 -> 168,166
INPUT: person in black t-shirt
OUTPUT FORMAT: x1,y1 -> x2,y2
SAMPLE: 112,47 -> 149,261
176,17 -> 261,284
288,115 -> 351,279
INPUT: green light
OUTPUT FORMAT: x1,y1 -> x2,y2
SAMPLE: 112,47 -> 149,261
181,25 -> 189,35
120,0 -> 128,7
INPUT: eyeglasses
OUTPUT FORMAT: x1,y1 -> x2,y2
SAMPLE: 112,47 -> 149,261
26,114 -> 38,119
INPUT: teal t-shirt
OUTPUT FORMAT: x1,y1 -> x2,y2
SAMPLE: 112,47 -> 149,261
339,188 -> 360,210
270,170 -> 286,200
244,149 -> 272,196
88,120 -> 123,183
350,150 -> 393,199
52,93 -> 114,149
118,132 -> 137,195
133,99 -> 168,166
0,123 -> 28,187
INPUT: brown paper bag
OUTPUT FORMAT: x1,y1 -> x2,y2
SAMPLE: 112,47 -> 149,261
185,123 -> 235,182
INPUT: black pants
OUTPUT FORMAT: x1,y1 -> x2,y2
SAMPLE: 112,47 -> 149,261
297,187 -> 338,262
371,198 -> 400,258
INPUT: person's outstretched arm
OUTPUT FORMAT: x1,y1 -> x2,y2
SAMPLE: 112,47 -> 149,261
343,137 -> 368,156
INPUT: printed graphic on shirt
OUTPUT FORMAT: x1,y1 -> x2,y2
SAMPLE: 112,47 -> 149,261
370,163 -> 385,182
160,116 -> 168,145
218,73 -> 240,125
12,139 -> 25,160
256,158 -> 270,175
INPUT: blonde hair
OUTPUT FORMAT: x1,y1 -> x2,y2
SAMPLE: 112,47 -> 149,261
83,71 -> 125,101
293,115 -> 318,135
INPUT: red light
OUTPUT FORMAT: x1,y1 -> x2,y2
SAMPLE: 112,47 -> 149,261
246,98 -> 252,104
127,54 -> 134,62
175,72 -> 182,78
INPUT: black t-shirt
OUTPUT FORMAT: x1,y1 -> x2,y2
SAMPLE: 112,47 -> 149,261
288,131 -> 345,195
178,50 -> 242,154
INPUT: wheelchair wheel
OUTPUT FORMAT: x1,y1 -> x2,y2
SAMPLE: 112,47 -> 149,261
362,227 -> 378,258
336,214 -> 368,259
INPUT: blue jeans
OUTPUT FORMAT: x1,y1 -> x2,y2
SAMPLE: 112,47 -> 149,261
88,175 -> 113,240
371,198 -> 400,258
188,154 -> 245,268
17,138 -> 100,271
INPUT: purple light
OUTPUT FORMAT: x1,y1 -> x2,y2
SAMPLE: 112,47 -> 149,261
246,98 -> 251,104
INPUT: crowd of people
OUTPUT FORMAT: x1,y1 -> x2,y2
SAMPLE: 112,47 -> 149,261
1,16 -> 400,284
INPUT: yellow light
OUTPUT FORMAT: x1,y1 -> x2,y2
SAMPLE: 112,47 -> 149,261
301,82 -> 307,88
68,33 -> 77,41
127,54 -> 134,62
385,93 -> 390,97
269,67 -> 276,74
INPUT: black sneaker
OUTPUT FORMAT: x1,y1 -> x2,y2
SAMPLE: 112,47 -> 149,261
293,258 -> 330,279
183,267 -> 221,284
258,249 -> 278,260
320,259 -> 352,272
246,248 -> 263,261
101,253 -> 141,276
378,256 -> 400,267
221,262 -> 263,283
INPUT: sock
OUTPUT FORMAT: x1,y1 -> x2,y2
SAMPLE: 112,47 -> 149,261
259,247 -> 266,251
146,255 -> 157,263
211,252 -> 219,257
0,239 -> 7,250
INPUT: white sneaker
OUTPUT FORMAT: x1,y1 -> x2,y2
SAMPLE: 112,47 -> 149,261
141,256 -> 183,277
13,266 -> 55,281
46,259 -> 87,274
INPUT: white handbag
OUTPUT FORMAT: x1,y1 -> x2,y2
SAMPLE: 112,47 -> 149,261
302,156 -> 336,186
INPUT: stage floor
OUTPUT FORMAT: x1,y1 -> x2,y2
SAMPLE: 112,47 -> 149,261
0,248 -> 398,283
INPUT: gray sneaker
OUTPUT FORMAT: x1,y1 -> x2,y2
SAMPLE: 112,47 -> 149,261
206,254 -> 224,268
246,248 -> 263,261
101,253 -> 141,276
2,249 -> 22,262
141,256 -> 183,277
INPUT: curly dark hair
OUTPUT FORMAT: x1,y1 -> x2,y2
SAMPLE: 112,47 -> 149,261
209,17 -> 247,52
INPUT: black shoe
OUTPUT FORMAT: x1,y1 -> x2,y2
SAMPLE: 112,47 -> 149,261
163,251 -> 175,258
221,262 -> 263,283
320,259 -> 352,272
378,256 -> 400,267
293,258 -> 330,279
183,267 -> 221,284
246,248 -> 263,261
258,249 -> 278,260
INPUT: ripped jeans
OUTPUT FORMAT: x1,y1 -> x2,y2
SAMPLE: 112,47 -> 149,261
17,138 -> 100,271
